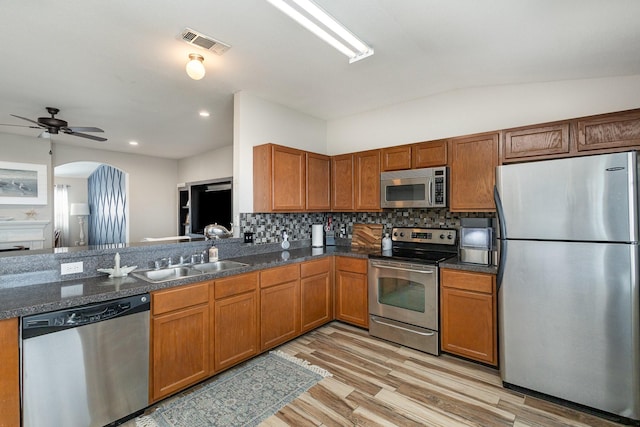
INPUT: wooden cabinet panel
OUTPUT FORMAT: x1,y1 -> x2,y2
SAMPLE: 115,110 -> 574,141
334,257 -> 368,328
577,110 -> 640,152
152,304 -> 209,400
354,150 -> 381,211
449,133 -> 498,212
503,123 -> 570,161
300,258 -> 333,333
253,144 -> 306,212
331,153 -> 355,211
152,281 -> 209,315
412,140 -> 448,168
306,152 -> 331,211
214,272 -> 258,299
440,269 -> 496,366
0,318 -> 19,427
261,280 -> 300,350
260,264 -> 299,288
382,145 -> 412,171
214,290 -> 259,371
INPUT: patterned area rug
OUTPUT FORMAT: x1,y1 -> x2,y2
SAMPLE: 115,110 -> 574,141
136,350 -> 331,427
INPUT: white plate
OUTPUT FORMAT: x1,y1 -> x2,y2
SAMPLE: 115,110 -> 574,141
0,216 -> 14,221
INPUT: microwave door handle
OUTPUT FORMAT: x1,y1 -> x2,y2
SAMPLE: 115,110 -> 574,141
428,177 -> 433,206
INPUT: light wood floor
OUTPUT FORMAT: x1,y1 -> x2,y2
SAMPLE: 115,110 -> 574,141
127,322 -> 626,427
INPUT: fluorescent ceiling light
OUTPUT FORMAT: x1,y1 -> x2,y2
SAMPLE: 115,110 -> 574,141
266,0 -> 373,63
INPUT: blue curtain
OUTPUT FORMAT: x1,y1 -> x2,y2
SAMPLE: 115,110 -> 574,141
87,165 -> 126,245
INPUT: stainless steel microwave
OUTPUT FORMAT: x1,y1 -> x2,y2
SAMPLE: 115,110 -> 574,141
380,167 -> 448,208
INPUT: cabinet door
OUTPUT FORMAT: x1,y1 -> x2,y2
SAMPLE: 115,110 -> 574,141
300,258 -> 333,333
260,280 -> 300,350
354,149 -> 381,211
152,305 -> 209,401
381,145 -> 412,171
440,269 -> 496,365
577,110 -> 640,152
503,123 -> 570,161
214,291 -> 258,371
307,152 -> 331,211
412,140 -> 448,168
272,145 -> 306,211
0,318 -> 19,427
331,154 -> 354,211
335,257 -> 368,328
449,133 -> 498,212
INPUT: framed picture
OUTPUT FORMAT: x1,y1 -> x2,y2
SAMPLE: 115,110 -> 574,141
0,161 -> 47,205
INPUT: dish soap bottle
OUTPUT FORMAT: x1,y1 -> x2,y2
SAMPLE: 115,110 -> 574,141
281,231 -> 290,250
208,245 -> 219,262
382,233 -> 392,251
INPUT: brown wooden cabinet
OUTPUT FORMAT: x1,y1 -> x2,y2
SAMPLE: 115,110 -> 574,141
213,272 -> 259,372
260,264 -> 300,351
331,153 -> 355,210
449,133 -> 498,212
151,282 -> 210,401
306,152 -> 331,211
503,122 -> 570,161
577,109 -> 640,152
440,269 -> 497,366
381,145 -> 412,171
334,256 -> 369,328
412,139 -> 448,168
254,143 -> 306,212
300,257 -> 333,333
354,149 -> 381,211
0,317 -> 19,427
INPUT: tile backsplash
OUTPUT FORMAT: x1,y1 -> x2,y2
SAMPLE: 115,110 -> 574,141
238,210 -> 494,244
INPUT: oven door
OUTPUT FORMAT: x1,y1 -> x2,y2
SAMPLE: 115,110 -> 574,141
368,259 -> 438,330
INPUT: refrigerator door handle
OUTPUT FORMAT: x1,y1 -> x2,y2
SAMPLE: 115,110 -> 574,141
494,185 -> 507,290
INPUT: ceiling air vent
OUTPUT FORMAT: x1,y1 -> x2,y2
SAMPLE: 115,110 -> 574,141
178,27 -> 231,55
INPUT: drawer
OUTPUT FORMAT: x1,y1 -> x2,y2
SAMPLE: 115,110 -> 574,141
335,256 -> 367,274
300,257 -> 331,278
152,281 -> 210,315
440,269 -> 494,294
260,264 -> 299,288
215,272 -> 258,299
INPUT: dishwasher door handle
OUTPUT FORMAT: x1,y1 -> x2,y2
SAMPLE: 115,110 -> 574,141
371,316 -> 436,336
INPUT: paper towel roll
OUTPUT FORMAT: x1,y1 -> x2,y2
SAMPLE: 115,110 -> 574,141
312,224 -> 324,247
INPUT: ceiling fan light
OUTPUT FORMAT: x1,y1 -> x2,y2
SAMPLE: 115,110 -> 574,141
186,53 -> 206,80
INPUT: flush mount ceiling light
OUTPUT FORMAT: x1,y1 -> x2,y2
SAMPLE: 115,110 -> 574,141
266,0 -> 373,63
186,53 -> 206,80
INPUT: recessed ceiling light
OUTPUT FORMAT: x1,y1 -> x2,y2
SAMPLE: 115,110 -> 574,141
129,141 -> 139,146
199,111 -> 210,117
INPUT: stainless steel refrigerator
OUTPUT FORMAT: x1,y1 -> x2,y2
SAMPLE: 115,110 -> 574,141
495,151 -> 640,422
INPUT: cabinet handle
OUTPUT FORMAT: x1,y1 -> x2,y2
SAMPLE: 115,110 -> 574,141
371,264 -> 434,274
371,317 -> 435,336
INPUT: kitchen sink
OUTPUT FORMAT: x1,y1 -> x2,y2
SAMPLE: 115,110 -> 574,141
133,266 -> 203,283
192,260 -> 249,273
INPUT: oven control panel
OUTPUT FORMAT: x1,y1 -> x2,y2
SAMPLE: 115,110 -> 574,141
392,227 -> 456,245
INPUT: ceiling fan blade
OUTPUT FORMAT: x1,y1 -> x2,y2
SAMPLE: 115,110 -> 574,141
62,129 -> 107,142
67,126 -> 104,133
10,114 -> 45,127
0,123 -> 42,129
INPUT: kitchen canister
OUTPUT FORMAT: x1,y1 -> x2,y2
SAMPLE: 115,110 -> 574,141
312,224 -> 324,247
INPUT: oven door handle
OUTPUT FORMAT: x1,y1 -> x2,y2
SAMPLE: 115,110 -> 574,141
371,317 -> 436,336
370,264 -> 434,274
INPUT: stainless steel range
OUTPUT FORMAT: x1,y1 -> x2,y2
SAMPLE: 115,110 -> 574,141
368,227 -> 457,355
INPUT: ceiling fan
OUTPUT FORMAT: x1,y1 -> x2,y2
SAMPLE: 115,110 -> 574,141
1,107 -> 107,142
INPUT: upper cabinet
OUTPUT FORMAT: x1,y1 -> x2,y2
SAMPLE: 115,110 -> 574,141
449,133 -> 498,212
503,122 -> 570,161
381,145 -> 412,171
576,109 -> 640,152
412,139 -> 448,168
331,154 -> 355,211
254,144 -> 331,212
332,150 -> 381,212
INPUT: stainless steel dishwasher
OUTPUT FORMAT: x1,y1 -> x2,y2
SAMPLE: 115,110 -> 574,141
22,294 -> 150,427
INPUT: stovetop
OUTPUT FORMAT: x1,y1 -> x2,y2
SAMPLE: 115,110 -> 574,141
370,227 -> 458,265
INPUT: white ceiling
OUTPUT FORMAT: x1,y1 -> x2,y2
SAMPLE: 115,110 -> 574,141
0,0 -> 639,160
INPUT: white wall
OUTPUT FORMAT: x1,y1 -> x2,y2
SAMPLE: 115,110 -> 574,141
52,144 -> 178,243
326,75 -> 640,154
0,134 -> 54,247
233,91 -> 327,215
177,144 -> 233,184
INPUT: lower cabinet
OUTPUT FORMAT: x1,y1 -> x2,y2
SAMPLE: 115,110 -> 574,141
151,282 -> 210,401
213,272 -> 259,372
0,317 -> 19,427
300,257 -> 333,333
334,256 -> 369,328
440,268 -> 497,366
260,264 -> 300,351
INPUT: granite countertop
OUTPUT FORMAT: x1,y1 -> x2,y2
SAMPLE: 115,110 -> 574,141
0,245 -> 495,320
0,246 -> 372,320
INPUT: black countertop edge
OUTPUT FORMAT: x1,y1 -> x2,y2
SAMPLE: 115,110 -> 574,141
0,247 -> 496,320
